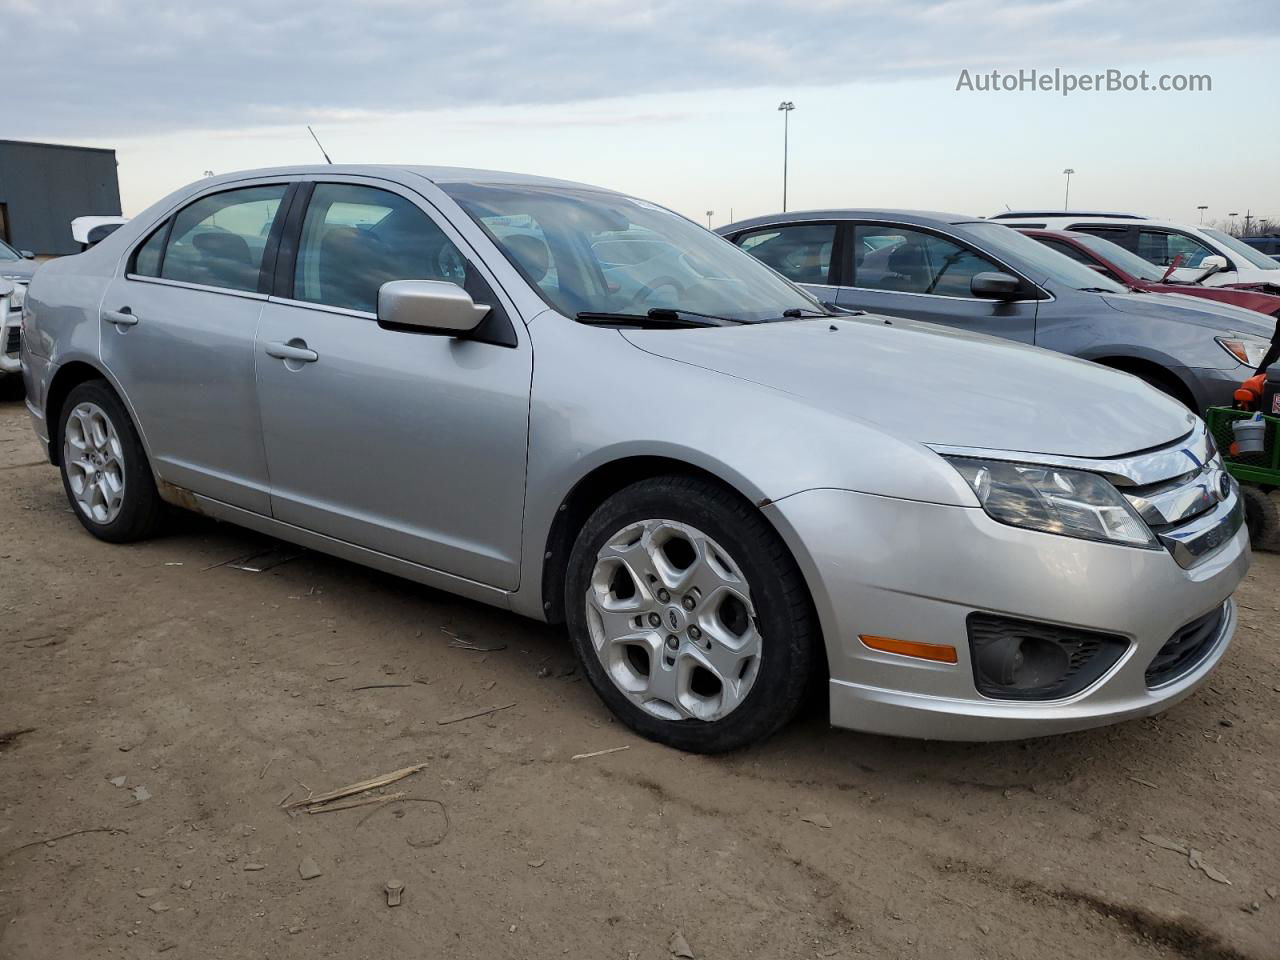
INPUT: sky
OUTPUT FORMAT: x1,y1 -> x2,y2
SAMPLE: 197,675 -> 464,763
4,0 -> 1278,228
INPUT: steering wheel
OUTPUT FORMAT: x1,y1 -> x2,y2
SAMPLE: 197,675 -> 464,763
626,276 -> 686,309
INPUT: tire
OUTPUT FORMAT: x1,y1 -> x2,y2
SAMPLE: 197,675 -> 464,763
564,475 -> 816,753
1241,484 -> 1280,550
58,380 -> 165,543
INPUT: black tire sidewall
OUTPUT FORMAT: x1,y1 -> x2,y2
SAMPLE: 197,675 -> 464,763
58,380 -> 162,543
564,476 -> 813,753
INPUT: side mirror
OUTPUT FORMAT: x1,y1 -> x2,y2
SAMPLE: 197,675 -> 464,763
19,250 -> 34,259
1198,254 -> 1228,275
377,280 -> 490,336
970,271 -> 1022,300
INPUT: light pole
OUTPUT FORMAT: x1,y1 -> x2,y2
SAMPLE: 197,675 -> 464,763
1197,205 -> 1208,224
1229,212 -> 1239,235
1062,168 -> 1074,209
706,210 -> 714,229
778,101 -> 795,212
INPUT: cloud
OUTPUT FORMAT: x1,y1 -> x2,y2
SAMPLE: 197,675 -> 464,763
4,0 -> 1277,137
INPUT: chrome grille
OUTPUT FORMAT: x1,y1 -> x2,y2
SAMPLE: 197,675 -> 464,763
1112,426 -> 1242,569
3,325 -> 19,357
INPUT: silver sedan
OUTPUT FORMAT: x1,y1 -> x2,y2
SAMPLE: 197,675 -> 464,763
20,165 -> 1249,751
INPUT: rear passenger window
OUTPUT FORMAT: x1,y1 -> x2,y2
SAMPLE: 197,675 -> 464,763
160,185 -> 287,292
735,223 -> 835,285
294,184 -> 469,314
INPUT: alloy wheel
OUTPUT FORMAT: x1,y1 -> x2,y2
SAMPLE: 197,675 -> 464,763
63,401 -> 127,524
584,519 -> 762,722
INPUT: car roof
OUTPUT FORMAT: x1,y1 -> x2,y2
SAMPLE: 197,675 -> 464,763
991,210 -> 1146,220
195,164 -> 621,194
995,213 -> 1208,232
715,209 -> 984,235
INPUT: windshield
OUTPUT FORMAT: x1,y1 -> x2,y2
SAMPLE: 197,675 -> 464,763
1202,228 -> 1280,271
0,240 -> 19,262
1073,233 -> 1167,282
962,221 -> 1129,293
441,183 -> 827,323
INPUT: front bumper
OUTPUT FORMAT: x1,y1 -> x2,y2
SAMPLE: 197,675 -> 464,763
764,487 -> 1250,741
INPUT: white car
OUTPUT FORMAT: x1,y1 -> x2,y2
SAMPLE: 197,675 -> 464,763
990,211 -> 1280,290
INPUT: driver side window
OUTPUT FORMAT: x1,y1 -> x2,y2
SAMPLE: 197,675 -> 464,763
294,183 -> 469,313
854,225 -> 999,297
1138,230 -> 1215,268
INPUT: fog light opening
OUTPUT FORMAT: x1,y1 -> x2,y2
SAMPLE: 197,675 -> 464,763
975,635 -> 1070,690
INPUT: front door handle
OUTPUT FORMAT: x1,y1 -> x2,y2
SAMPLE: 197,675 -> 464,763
104,308 -> 138,327
265,340 -> 319,363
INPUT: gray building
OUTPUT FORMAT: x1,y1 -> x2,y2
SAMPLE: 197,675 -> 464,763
0,140 -> 121,256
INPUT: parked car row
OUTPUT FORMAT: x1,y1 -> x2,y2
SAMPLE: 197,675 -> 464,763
717,209 -> 1277,413
989,211 -> 1280,291
18,166 -> 1251,753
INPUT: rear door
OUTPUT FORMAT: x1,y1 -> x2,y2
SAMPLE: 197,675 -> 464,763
832,222 -> 1037,344
254,177 -> 532,589
99,181 -> 291,513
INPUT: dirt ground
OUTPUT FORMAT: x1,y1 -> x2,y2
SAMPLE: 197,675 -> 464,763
1,394 -> 1278,960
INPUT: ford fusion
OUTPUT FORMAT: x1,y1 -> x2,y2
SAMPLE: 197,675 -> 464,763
19,166 -> 1250,751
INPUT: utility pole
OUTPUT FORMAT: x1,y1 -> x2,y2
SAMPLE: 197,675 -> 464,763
778,101 -> 795,212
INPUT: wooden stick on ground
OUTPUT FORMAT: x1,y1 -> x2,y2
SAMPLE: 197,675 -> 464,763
306,791 -> 406,814
437,703 -> 516,726
284,763 -> 427,810
571,746 -> 631,761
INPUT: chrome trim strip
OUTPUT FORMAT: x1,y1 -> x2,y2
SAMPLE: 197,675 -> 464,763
124,275 -> 269,302
928,422 -> 1206,487
266,296 -> 376,321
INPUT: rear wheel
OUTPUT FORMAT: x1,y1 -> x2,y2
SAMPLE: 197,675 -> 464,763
58,380 -> 165,542
564,475 -> 816,753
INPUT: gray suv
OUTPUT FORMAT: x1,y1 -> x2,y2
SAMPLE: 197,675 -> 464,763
718,210 -> 1276,411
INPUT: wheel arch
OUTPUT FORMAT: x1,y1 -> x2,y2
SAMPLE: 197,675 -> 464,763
539,455 -> 802,627
44,360 -> 115,465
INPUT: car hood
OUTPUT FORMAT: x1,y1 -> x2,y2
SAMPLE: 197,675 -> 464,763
1145,283 -> 1280,317
0,259 -> 38,282
621,315 -> 1196,458
1099,289 -> 1276,337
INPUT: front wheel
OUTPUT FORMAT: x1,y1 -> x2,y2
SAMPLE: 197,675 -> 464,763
564,475 -> 816,753
58,380 -> 165,543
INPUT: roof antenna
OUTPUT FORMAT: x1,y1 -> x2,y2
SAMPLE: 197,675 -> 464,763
307,125 -> 333,164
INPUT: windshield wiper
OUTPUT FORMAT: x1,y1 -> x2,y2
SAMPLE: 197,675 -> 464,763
1077,287 -> 1118,294
575,308 -> 734,329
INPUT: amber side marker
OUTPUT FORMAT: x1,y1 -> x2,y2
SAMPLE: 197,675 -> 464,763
858,635 -> 958,664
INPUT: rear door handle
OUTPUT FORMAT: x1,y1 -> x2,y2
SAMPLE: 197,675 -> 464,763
104,308 -> 138,327
265,340 -> 319,363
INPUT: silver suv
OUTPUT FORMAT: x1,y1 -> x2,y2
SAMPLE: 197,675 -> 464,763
20,166 -> 1250,751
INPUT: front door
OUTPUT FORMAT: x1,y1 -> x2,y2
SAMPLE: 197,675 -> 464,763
254,180 -> 532,589
834,222 -> 1038,344
99,182 -> 290,513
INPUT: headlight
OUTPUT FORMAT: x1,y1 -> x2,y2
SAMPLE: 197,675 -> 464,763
8,282 -> 25,311
1216,336 -> 1268,368
946,457 -> 1158,548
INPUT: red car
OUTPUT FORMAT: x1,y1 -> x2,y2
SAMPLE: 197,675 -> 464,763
1020,228 -> 1280,318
